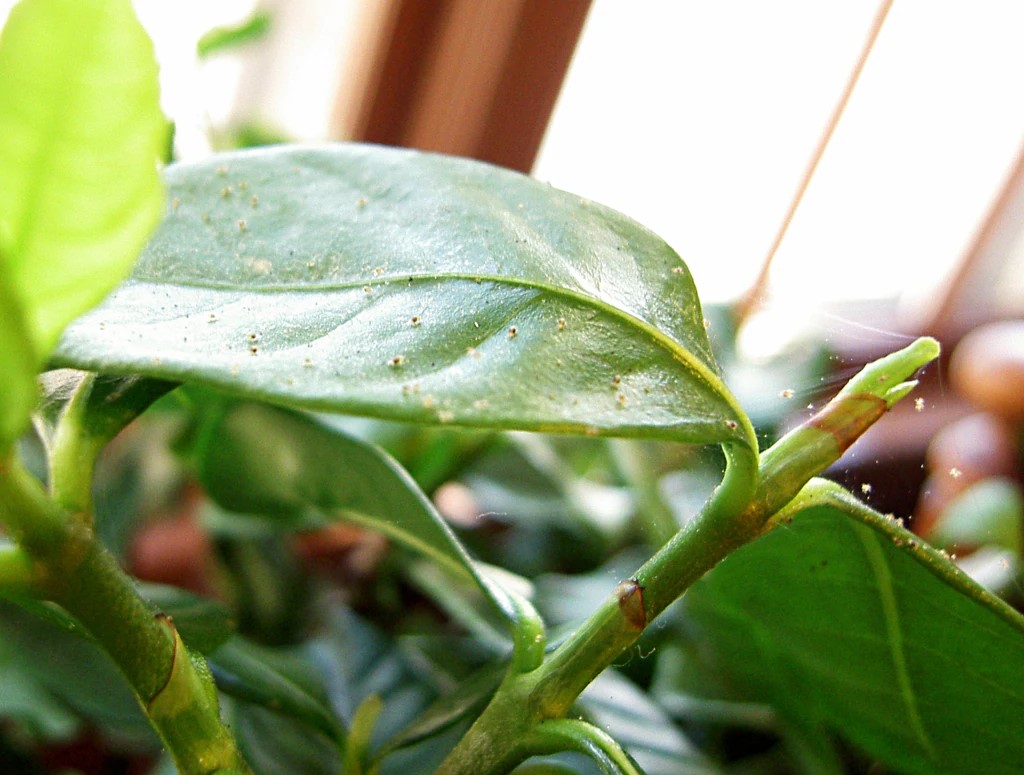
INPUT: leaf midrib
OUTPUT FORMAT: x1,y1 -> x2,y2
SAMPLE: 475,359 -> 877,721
124,268 -> 756,450
856,527 -> 936,759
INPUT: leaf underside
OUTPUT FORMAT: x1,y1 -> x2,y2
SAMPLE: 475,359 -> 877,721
685,502 -> 1024,775
54,144 -> 749,448
195,401 -> 515,625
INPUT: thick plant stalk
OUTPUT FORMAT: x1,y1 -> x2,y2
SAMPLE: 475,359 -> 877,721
0,455 -> 251,774
438,337 -> 939,774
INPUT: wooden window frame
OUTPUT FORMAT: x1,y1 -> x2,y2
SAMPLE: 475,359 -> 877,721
331,0 -> 592,173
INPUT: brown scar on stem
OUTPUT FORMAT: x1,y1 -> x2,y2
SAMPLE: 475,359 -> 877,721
615,579 -> 647,630
147,613 -> 178,707
805,393 -> 886,454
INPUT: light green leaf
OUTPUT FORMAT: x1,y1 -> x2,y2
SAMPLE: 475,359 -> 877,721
197,11 -> 272,59
343,693 -> 383,775
0,0 -> 166,359
192,400 -> 518,625
0,270 -> 35,443
930,478 -> 1023,556
55,144 -> 752,449
685,487 -> 1024,775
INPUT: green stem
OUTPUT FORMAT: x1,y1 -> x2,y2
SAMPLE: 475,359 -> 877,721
0,455 -> 250,774
508,589 -> 547,673
522,719 -> 642,774
48,372 -> 102,516
0,453 -> 69,553
438,337 -> 939,774
45,372 -> 177,516
536,441 -> 759,716
437,442 -> 761,774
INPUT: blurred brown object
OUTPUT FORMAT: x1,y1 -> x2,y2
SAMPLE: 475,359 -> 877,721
335,0 -> 591,172
905,145 -> 1024,339
951,320 -> 1024,422
293,524 -> 388,584
917,321 -> 1024,536
917,412 -> 1021,535
129,484 -> 213,595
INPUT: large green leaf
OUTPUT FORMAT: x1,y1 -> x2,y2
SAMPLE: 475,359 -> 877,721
684,485 -> 1024,775
54,144 -> 751,448
192,400 -> 518,626
0,0 -> 165,443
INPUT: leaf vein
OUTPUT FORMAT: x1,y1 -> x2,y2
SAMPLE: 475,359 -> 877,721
856,528 -> 936,759
123,270 -> 754,449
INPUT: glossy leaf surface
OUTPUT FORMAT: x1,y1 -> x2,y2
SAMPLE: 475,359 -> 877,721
685,493 -> 1024,775
55,144 -> 751,449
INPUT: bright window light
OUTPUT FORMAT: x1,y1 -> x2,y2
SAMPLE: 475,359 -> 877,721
536,0 -> 1024,317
